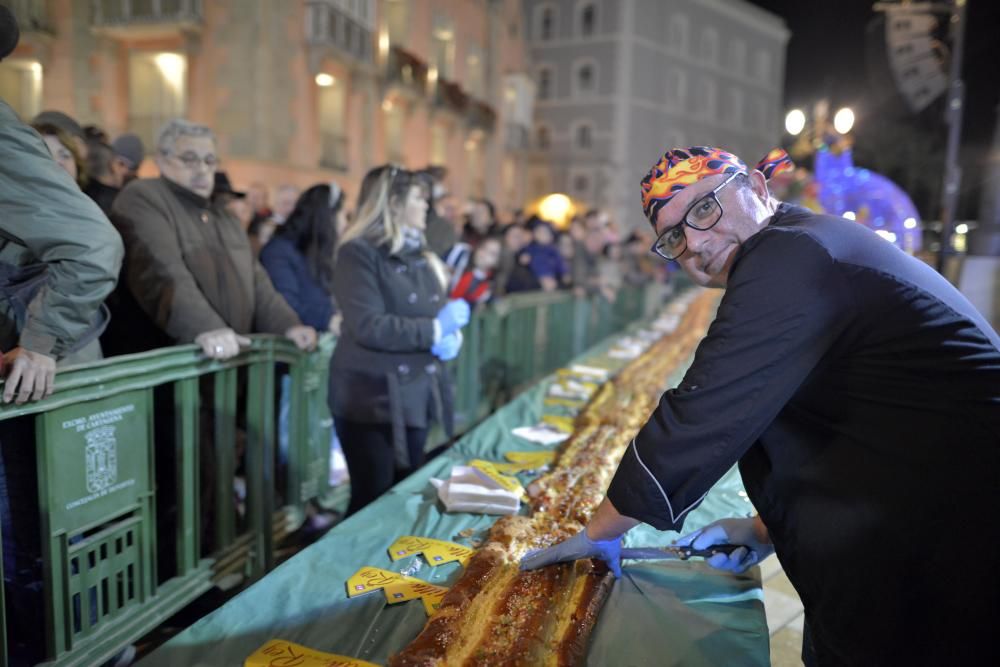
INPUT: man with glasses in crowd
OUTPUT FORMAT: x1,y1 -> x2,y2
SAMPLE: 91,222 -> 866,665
109,118 -> 316,358
522,146 -> 1000,664
109,119 -> 318,565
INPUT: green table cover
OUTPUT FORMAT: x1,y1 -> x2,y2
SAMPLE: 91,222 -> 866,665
139,318 -> 768,667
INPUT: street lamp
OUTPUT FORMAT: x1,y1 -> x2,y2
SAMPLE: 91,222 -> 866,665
785,109 -> 806,136
833,107 -> 855,135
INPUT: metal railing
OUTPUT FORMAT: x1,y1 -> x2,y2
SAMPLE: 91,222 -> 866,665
91,0 -> 202,26
1,0 -> 51,33
0,284 -> 669,665
0,335 -> 334,666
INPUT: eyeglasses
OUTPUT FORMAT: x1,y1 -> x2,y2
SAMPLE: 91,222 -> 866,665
650,171 -> 742,261
163,150 -> 219,170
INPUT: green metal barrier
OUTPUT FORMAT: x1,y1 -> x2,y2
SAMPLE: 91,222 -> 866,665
0,336 -> 333,666
0,284 -> 667,665
448,283 -> 670,435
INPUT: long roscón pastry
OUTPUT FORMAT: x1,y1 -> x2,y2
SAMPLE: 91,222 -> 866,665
390,292 -> 717,666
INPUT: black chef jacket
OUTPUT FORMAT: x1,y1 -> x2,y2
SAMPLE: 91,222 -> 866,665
607,204 -> 1000,665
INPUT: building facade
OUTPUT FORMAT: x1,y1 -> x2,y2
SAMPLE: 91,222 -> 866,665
524,0 -> 789,230
0,0 -> 536,210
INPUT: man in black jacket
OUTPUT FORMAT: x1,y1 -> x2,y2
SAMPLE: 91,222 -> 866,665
522,146 -> 1000,665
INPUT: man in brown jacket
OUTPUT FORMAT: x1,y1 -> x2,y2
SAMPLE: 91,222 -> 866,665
109,119 -> 317,568
109,118 -> 316,355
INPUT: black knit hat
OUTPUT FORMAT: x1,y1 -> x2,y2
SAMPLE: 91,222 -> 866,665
0,5 -> 20,61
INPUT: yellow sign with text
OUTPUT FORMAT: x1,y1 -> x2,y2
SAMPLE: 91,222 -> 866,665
245,639 -> 379,667
541,414 -> 575,433
346,567 -> 448,615
387,536 -> 474,566
468,460 -> 525,494
504,450 -> 556,466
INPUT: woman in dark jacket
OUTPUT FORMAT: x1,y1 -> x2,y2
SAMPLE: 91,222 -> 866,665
259,182 -> 347,333
330,165 -> 470,514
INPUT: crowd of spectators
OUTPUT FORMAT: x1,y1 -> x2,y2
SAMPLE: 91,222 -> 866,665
0,6 -> 664,663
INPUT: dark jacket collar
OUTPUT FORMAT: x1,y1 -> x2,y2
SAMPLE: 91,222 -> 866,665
160,176 -> 212,210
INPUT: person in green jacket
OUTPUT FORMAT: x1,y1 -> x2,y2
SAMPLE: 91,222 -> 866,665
0,101 -> 123,402
0,7 -> 130,664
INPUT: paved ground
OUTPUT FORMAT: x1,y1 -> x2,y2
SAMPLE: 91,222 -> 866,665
760,555 -> 806,666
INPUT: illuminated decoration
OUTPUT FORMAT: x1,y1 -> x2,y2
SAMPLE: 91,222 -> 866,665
833,107 -> 855,134
785,109 -> 806,136
538,193 -> 573,226
813,147 -> 922,253
955,223 -> 968,235
315,73 -> 335,87
523,193 -> 585,228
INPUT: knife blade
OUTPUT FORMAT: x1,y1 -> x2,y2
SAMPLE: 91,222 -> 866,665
619,543 -> 744,561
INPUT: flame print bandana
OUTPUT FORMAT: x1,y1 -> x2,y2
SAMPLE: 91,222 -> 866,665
640,146 -> 794,224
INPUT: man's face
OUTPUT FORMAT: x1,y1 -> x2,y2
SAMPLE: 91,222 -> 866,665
158,135 -> 217,198
652,172 -> 770,288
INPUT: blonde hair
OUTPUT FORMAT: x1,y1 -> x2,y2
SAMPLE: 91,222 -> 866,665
339,164 -> 448,289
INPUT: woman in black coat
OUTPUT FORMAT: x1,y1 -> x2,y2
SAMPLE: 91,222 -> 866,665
330,165 -> 470,515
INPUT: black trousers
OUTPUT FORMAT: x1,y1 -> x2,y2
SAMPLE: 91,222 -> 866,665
334,419 -> 427,516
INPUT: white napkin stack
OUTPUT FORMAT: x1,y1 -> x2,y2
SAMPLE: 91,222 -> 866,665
430,466 -> 521,515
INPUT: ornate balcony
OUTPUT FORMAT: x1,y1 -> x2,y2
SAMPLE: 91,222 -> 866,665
384,45 -> 428,95
305,0 -> 375,70
91,0 -> 203,39
5,0 -> 53,36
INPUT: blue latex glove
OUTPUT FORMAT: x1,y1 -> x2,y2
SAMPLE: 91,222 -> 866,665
435,299 -> 471,336
674,517 -> 774,574
431,331 -> 463,361
519,529 -> 623,578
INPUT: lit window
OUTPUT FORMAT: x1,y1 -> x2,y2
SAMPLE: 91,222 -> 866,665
537,67 -> 552,100
0,59 -> 43,121
576,65 -> 594,93
536,125 -> 551,150
701,28 -> 719,65
386,0 -> 408,46
432,14 -> 455,79
384,103 -> 405,164
466,43 -> 485,98
319,78 -> 348,170
128,52 -> 187,149
580,4 -> 596,37
539,6 -> 555,40
669,15 -> 689,52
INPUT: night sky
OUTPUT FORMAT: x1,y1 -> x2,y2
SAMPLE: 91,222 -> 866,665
747,0 -> 1000,218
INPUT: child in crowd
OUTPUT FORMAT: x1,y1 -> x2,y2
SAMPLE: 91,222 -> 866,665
450,236 -> 502,306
